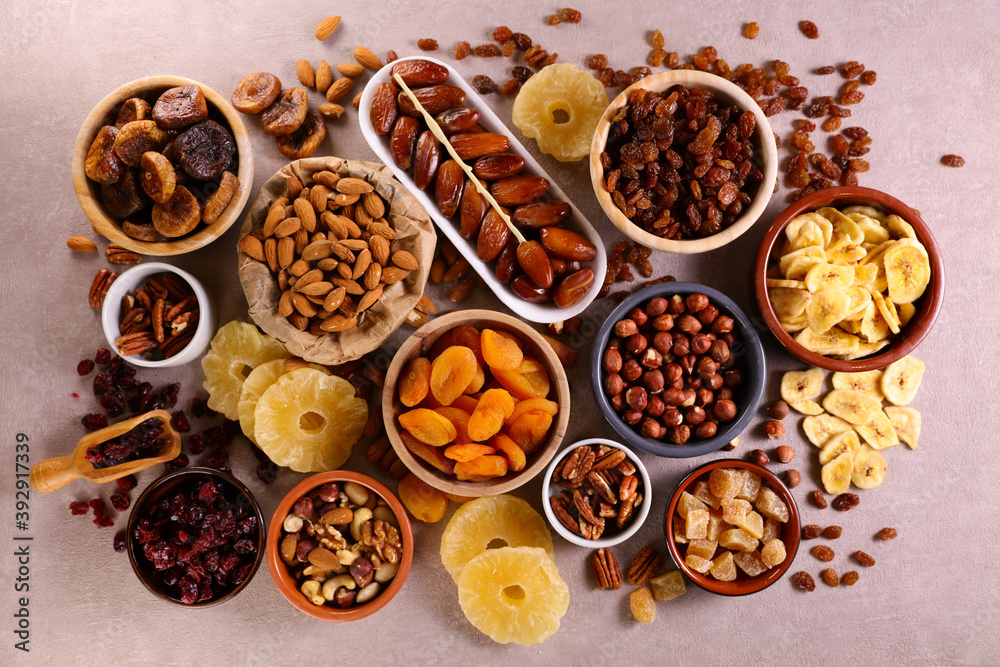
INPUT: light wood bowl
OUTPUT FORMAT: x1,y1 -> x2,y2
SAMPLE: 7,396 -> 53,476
72,75 -> 254,256
589,70 -> 778,254
382,310 -> 570,496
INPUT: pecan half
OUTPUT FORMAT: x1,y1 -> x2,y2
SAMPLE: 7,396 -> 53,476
592,448 -> 627,472
573,489 -> 600,525
579,516 -> 605,540
152,298 -> 166,342
617,459 -> 637,476
598,502 -> 618,518
592,548 -> 622,590
620,474 -> 639,502
88,269 -> 118,309
617,493 -> 637,530
105,243 -> 143,265
166,295 -> 197,321
549,495 -> 579,534
627,545 -> 663,585
587,470 -> 617,505
560,445 -> 595,488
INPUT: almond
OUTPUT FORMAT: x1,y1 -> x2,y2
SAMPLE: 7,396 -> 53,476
292,198 -> 317,232
320,314 -> 357,332
336,62 -> 365,77
415,294 -> 439,315
67,236 -> 97,253
352,248 -> 372,279
312,172 -> 340,189
325,77 -> 354,103
323,287 -> 347,312
405,309 -> 430,327
368,221 -> 396,240
336,263 -> 354,280
277,237 -> 295,269
296,59 -> 315,87
352,92 -> 362,109
369,235 -> 390,266
362,192 -> 385,218
340,238 -> 369,251
291,292 -> 318,317
363,263 -> 382,291
239,235 -> 266,261
332,277 -> 364,295
334,192 -> 360,207
353,46 -> 383,71
318,103 -> 344,120
264,238 -> 278,272
315,60 -> 333,93
263,205 -> 286,237
314,16 -> 341,41
278,290 -> 294,317
391,250 -> 419,271
335,177 -> 374,195
274,217 -> 301,238
316,257 -> 339,272
295,269 -> 323,289
310,184 -> 331,213
297,281 -> 334,296
381,266 -> 411,284
301,240 -> 334,261
358,285 -> 384,312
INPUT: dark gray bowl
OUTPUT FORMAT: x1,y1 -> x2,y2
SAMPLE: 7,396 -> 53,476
590,282 -> 765,458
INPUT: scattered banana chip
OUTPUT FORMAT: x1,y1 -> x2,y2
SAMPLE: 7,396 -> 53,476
881,356 -> 925,406
780,368 -> 823,403
851,445 -> 887,489
831,370 -> 883,397
885,406 -> 921,449
822,389 -> 882,426
803,413 -> 853,447
854,410 -> 900,450
819,429 -> 861,465
821,452 -> 854,494
789,399 -> 824,416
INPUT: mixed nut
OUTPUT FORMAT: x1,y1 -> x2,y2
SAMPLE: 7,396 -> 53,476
278,481 -> 403,609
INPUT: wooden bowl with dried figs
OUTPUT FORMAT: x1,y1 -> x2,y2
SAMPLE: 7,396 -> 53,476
73,75 -> 254,256
237,156 -> 436,365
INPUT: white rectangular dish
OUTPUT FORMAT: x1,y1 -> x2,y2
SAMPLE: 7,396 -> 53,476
358,55 -> 607,324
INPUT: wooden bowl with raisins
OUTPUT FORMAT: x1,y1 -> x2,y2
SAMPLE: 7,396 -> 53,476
590,70 -> 778,254
73,75 -> 254,256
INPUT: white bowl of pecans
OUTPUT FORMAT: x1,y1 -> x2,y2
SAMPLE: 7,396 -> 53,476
542,438 -> 651,548
100,262 -> 215,368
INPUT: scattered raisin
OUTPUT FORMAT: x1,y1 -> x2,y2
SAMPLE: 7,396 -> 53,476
545,14 -> 561,26
649,48 -> 667,67
822,525 -> 842,539
500,78 -> 520,95
492,26 -> 513,42
821,568 -> 840,587
791,571 -> 816,591
862,70 -> 877,85
812,545 -> 835,562
473,43 -> 501,57
560,8 -> 582,23
876,527 -> 898,540
454,41 -> 471,60
796,119 -> 816,132
511,66 -> 533,83
667,52 -> 680,68
386,50 -> 398,63
811,489 -> 828,509
842,570 -> 859,586
472,75 -> 499,94
802,524 -> 822,540
854,550 -> 876,567
816,65 -> 836,75
831,135 -> 850,155
941,154 -> 965,167
832,493 -> 859,511
844,126 -> 868,140
744,22 -> 759,39
842,61 -> 865,79
512,33 -> 532,50
850,158 -> 870,172
588,54 -> 609,70
800,20 -> 819,38
501,39 -> 516,57
823,116 -> 842,132
651,29 -> 665,48
417,39 -> 439,51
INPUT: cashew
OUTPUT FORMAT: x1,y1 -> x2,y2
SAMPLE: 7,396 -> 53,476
344,482 -> 370,506
283,514 -> 304,533
321,574 -> 356,601
373,505 -> 398,528
374,560 -> 399,583
355,581 -> 380,604
300,580 -> 324,606
350,507 -> 373,542
336,549 -> 358,566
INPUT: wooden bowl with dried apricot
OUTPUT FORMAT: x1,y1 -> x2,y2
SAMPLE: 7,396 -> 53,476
382,310 -> 570,496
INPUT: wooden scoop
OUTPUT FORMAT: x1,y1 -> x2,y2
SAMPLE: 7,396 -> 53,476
30,410 -> 181,493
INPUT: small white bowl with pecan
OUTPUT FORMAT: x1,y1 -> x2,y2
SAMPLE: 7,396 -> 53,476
542,438 -> 651,548
100,262 -> 215,367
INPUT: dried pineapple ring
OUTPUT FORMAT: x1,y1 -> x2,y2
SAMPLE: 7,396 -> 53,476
237,359 -> 330,444
254,368 -> 367,473
202,321 -> 288,420
512,64 -> 608,162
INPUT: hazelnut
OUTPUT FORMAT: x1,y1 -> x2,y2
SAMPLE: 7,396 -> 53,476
604,373 -> 624,396
610,393 -> 626,411
708,340 -> 730,363
667,294 -> 686,315
662,387 -> 685,407
680,388 -> 697,407
685,405 -> 706,425
689,334 -> 711,355
696,304 -> 719,326
672,336 -> 690,356
694,421 -> 718,439
625,386 -> 648,411
603,348 -> 623,373
785,470 -> 802,488
652,331 -> 674,355
622,359 -> 642,382
688,376 -> 702,390
720,354 -> 737,370
641,418 -> 663,439
668,424 -> 691,444
293,497 -> 314,518
623,410 -> 643,425
724,369 -> 744,388
716,387 -> 735,402
776,445 -> 795,463
626,333 -> 648,355
722,437 -> 739,451
333,587 -> 357,608
676,314 -> 702,334
764,420 -> 786,439
640,347 -> 663,369
614,319 -> 638,338
767,400 -> 790,420
720,332 -> 736,346
628,306 -> 648,327
663,363 -> 683,384
696,388 -> 714,406
295,538 -> 316,562
678,354 -> 696,376
714,399 -> 737,422
645,297 -> 668,317
697,356 -> 719,379
662,407 -> 683,427
712,315 -> 735,335
685,293 -> 709,312
608,337 -> 622,350
705,373 -> 724,390
642,369 -> 665,394
645,394 -> 665,417
652,313 -> 674,331
751,448 -> 770,466
350,557 -> 375,587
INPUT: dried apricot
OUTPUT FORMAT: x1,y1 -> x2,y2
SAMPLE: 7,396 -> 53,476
445,443 -> 496,462
431,325 -> 485,366
507,398 -> 558,426
434,407 -> 473,444
451,395 -> 479,415
152,85 -> 208,130
85,126 -> 125,185
430,346 -> 479,406
541,333 -> 578,367
399,357 -> 432,407
261,87 -> 309,136
398,408 -> 458,446
507,411 -> 552,454
231,72 -> 282,114
139,151 -> 176,204
174,120 -> 235,181
454,455 -> 508,481
481,329 -> 524,371
276,112 -> 326,159
398,473 -> 448,522
490,433 -> 526,472
465,363 -> 486,394
492,357 -> 551,400
468,389 -> 516,442
399,431 -> 454,474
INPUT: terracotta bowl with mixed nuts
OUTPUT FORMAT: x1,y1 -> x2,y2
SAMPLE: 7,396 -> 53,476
266,471 -> 414,621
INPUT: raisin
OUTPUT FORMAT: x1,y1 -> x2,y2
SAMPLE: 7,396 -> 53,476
511,66 -> 533,82
821,568 -> 840,587
744,22 -> 759,39
812,545 -> 835,562
816,65 -> 835,75
811,489 -> 828,509
454,41 -> 471,60
800,20 -> 819,38
651,29 -> 665,48
546,14 -> 561,26
493,26 -> 513,42
822,525 -> 842,539
561,7 -> 582,23
473,43 -> 500,57
844,126 -> 868,140
850,158 -> 870,172
802,524 -> 821,540
941,154 -> 965,167
823,116 -> 842,132
502,39 -> 516,57
472,75 -> 499,94
854,550 -> 876,567
667,52 -> 680,68
841,90 -> 865,105
831,134 -> 850,155
588,54 -> 609,70
842,61 -> 865,79
861,70 -> 877,85
387,50 -> 398,63
417,38 -> 439,51
110,492 -> 131,511
791,571 -> 816,591
876,527 -> 898,540
500,78 -> 520,95
512,33 -> 532,50
540,53 -> 559,67
70,501 -> 90,515
796,119 -> 816,132
842,571 -> 859,586
832,493 -> 859,511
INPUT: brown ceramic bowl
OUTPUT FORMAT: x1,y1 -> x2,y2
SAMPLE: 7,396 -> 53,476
126,467 -> 265,608
266,471 -> 413,622
664,459 -> 800,596
382,309 -> 570,497
754,186 -> 945,372
72,75 -> 254,255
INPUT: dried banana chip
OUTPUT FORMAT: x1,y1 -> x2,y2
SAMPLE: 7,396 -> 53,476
806,289 -> 851,333
880,356 -> 925,406
822,389 -> 882,425
785,212 -> 832,247
825,236 -> 867,265
821,452 -> 854,494
780,246 -> 826,280
819,429 -> 861,465
805,262 -> 855,293
885,214 -> 917,240
851,445 -> 887,489
780,368 -> 824,403
852,263 -> 878,287
789,399 -> 824,416
848,213 -> 891,244
843,287 -> 873,321
831,370 -> 883,398
767,278 -> 808,290
803,414 -> 853,447
871,290 -> 901,334
834,340 -> 889,361
854,410 -> 899,450
769,287 -> 812,319
842,205 -> 886,224
859,303 -> 890,343
883,238 -> 930,304
779,312 -> 810,333
795,327 -> 860,356
885,406 -> 921,449
897,302 -> 916,327
820,207 -> 866,245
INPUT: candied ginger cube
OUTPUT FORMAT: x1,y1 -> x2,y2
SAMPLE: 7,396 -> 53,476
762,518 -> 780,543
629,587 -> 656,624
738,471 -> 762,502
733,550 -> 767,577
756,487 -> 790,523
685,553 -> 713,573
707,510 -> 729,541
650,570 -> 686,601
719,527 -> 759,552
708,468 -> 744,499
721,498 -> 751,524
710,551 -> 737,581
760,538 -> 787,568
672,515 -> 688,544
693,480 -> 721,509
735,510 -> 764,539
685,508 -> 709,540
677,491 -> 709,519
686,539 -> 718,561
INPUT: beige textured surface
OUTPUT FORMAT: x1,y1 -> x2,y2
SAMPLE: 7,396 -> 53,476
1,1 -> 998,664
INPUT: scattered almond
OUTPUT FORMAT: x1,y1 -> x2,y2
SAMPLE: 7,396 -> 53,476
405,309 -> 430,327
415,294 -> 438,315
314,16 -> 341,41
318,103 -> 344,120
353,46 -> 383,71
315,60 -> 333,93
336,62 -> 365,78
325,77 -> 354,103
296,59 -> 315,87
352,92 -> 363,109
67,236 -> 98,253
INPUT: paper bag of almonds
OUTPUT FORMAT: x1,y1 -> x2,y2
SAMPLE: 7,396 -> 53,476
238,156 -> 435,364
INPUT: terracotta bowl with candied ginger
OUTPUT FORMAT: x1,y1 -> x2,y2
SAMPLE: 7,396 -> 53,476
664,459 -> 800,596
382,309 -> 570,497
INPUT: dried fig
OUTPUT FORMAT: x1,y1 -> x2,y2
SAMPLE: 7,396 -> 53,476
261,87 -> 308,136
115,98 -> 151,128
122,219 -> 168,242
85,125 -> 125,185
113,120 -> 168,167
231,73 -> 282,114
152,185 -> 201,237
412,130 -> 441,190
139,151 -> 176,204
202,171 -> 239,224
389,115 -> 419,170
276,112 -> 326,159
152,85 -> 208,130
100,170 -> 148,218
174,120 -> 235,181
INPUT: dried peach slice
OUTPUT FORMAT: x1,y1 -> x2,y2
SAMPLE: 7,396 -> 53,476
398,473 -> 449,522
139,151 -> 176,204
434,407 -> 473,443
85,125 -> 125,185
399,408 -> 458,446
468,389 -> 516,442
152,185 -> 201,238
399,357 -> 432,407
430,346 -> 479,406
399,430 -> 455,474
231,73 -> 282,114
113,120 -> 168,167
115,98 -> 151,128
261,87 -> 309,136
482,329 -> 524,371
445,443 -> 497,462
490,433 -> 526,472
202,171 -> 239,224
276,112 -> 327,159
101,170 -> 148,219
152,85 -> 208,130
174,120 -> 235,181
492,357 -> 551,400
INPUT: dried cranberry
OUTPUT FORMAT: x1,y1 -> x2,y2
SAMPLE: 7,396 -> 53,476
165,453 -> 189,470
160,383 -> 180,409
190,396 -> 210,418
172,411 -> 191,433
95,348 -> 112,365
196,481 -> 220,507
81,413 -> 108,432
93,373 -> 113,396
101,392 -> 125,417
110,492 -> 131,511
78,359 -> 96,376
113,531 -> 128,553
256,460 -> 277,485
186,434 -> 206,455
70,501 -> 90,515
116,475 -> 137,490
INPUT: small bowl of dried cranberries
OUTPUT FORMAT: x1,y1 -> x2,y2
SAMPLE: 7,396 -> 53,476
265,471 -> 414,622
126,466 -> 264,607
